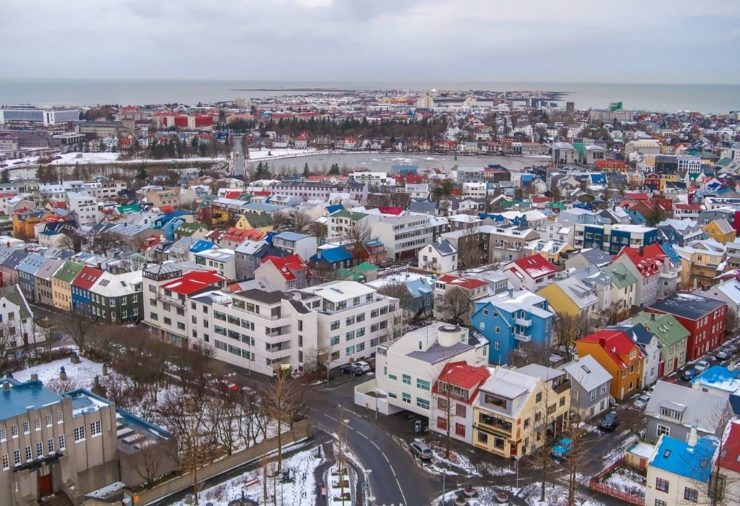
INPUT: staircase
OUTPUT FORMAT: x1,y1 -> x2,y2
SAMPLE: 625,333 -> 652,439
38,493 -> 73,506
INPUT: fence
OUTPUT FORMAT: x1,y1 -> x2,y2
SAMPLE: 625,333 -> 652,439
587,457 -> 645,506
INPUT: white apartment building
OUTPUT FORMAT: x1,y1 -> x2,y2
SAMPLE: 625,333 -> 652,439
367,212 -> 435,260
66,192 -> 101,226
192,248 -> 236,281
349,172 -> 394,187
357,323 -> 488,417
418,239 -> 458,274
462,182 -> 488,200
83,181 -> 127,202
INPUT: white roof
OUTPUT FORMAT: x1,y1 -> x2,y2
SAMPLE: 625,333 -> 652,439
301,280 -> 375,302
195,248 -> 234,262
560,355 -> 612,392
716,278 -> 740,304
91,271 -> 142,298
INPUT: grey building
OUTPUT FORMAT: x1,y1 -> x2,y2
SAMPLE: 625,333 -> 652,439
234,240 -> 271,281
560,355 -> 612,420
644,380 -> 730,444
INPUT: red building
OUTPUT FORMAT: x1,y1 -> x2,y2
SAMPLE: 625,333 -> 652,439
648,293 -> 727,361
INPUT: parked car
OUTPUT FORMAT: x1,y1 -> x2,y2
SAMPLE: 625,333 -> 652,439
550,436 -> 572,460
715,349 -> 731,361
694,360 -> 710,372
599,411 -> 619,431
633,394 -> 650,410
681,368 -> 697,381
340,363 -> 365,376
354,360 -> 372,373
409,441 -> 433,461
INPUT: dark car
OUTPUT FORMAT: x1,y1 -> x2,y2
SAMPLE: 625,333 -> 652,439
340,363 -> 365,376
715,349 -> 731,361
599,411 -> 619,432
681,368 -> 697,381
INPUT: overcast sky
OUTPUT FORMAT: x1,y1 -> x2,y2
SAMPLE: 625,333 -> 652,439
2,0 -> 739,83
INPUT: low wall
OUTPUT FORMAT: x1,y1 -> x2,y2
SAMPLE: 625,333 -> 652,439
354,379 -> 402,416
128,418 -> 311,505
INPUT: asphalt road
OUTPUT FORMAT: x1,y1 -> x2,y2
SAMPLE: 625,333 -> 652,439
232,135 -> 246,177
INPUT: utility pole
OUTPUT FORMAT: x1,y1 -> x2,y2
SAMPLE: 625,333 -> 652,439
445,366 -> 452,460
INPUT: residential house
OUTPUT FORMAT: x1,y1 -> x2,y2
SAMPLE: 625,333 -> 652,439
418,239 -> 458,274
15,253 -> 46,303
644,380 -> 730,443
51,261 -> 84,312
0,249 -> 29,288
272,231 -> 318,262
254,255 -> 310,291
573,223 -> 658,255
600,262 -> 638,321
716,420 -> 740,505
32,258 -> 63,307
629,311 -> 689,377
0,284 -> 35,349
646,431 -> 718,506
675,241 -> 725,289
648,293 -> 727,361
326,210 -> 369,242
656,218 -> 704,246
430,361 -> 491,445
560,355 -> 612,419
614,323 -> 662,387
537,275 -> 600,327
481,224 -> 540,262
311,245 -> 353,271
192,248 -> 236,281
471,289 -> 554,365
611,243 -> 679,307
234,240 -> 271,281
701,278 -> 740,332
89,271 -> 143,323
704,218 -> 736,244
433,274 -> 490,325
71,266 -> 103,319
503,254 -> 559,292
358,323 -> 488,417
563,248 -> 613,270
576,329 -> 645,401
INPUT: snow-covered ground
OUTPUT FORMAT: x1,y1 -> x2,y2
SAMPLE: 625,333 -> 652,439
172,443 -> 323,506
601,465 -> 646,498
426,442 -> 482,477
13,355 -> 104,389
519,482 -> 606,506
247,147 -> 328,161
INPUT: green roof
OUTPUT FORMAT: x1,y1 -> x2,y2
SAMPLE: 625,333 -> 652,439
330,209 -> 368,221
243,212 -> 272,228
117,204 -> 141,214
176,222 -> 206,236
52,261 -> 84,283
602,263 -> 636,289
630,311 -> 690,347
354,262 -> 377,272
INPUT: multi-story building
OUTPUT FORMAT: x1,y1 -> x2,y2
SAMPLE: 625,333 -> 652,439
675,242 -> 725,290
326,210 -> 369,242
15,254 -> 47,303
364,323 -> 488,417
611,243 -> 679,307
537,275 -> 601,326
576,329 -> 645,401
145,187 -> 181,209
192,248 -> 236,281
417,239 -> 458,274
31,258 -> 63,308
433,274 -> 490,325
51,261 -> 84,312
629,311 -> 689,377
648,293 -> 727,362
89,271 -> 143,324
0,377 -> 175,506
366,212 -> 435,260
481,224 -> 540,262
503,254 -> 559,292
574,223 -> 658,255
271,231 -> 318,262
70,266 -> 103,320
66,193 -> 101,226
254,255 -> 309,290
559,355 -> 612,420
0,106 -> 79,125
471,289 -> 554,365
0,284 -> 35,349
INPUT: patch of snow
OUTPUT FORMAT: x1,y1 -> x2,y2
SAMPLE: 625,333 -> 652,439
13,356 -> 104,388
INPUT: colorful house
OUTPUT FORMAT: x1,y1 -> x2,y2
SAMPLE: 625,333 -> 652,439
704,218 -> 736,244
254,254 -> 309,291
576,329 -> 645,401
430,361 -> 490,445
71,266 -> 104,319
536,275 -> 600,324
51,261 -> 84,312
471,289 -> 554,365
629,311 -> 689,377
611,243 -> 679,306
503,253 -> 559,292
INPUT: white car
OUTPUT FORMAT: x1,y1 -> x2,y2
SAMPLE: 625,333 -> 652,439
354,361 -> 372,373
694,360 -> 710,372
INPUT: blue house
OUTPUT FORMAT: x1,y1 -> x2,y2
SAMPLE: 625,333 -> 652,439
471,289 -> 554,365
310,245 -> 353,269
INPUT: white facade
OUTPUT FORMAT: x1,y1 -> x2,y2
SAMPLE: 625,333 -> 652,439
192,248 -> 236,280
368,323 -> 488,417
462,182 -> 487,199
66,192 -> 101,225
367,213 -> 435,260
417,240 -> 458,274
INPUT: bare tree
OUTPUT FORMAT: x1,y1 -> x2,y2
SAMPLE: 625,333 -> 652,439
271,211 -> 292,230
508,341 -> 552,368
441,286 -> 472,324
346,219 -> 371,262
292,211 -> 313,233
261,369 -> 308,472
553,313 -> 587,362
302,344 -> 332,381
55,313 -> 95,354
565,410 -> 588,506
310,262 -> 340,285
456,229 -> 484,270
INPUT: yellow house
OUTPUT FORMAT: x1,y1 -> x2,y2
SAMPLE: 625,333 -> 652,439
473,366 -> 570,459
537,276 -> 600,323
675,245 -> 725,290
51,261 -> 84,311
704,219 -> 736,244
234,213 -> 273,232
658,174 -> 680,192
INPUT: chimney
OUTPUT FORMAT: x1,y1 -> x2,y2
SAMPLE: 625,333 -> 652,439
639,245 -> 644,256
687,426 -> 698,447
31,373 -> 38,382
599,337 -> 606,347
508,288 -> 514,298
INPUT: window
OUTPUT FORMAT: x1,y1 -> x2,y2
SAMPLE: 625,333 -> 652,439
74,426 -> 86,442
536,392 -> 542,403
416,379 -> 430,391
456,404 -> 467,417
655,477 -> 669,493
402,374 -> 411,385
402,393 -> 411,404
22,421 -> 29,434
437,417 -> 447,430
389,373 -> 397,381
58,435 -> 65,450
330,336 -> 340,346
0,428 -> 5,441
494,437 -> 505,450
1,454 -> 7,470
656,424 -> 670,437
455,423 -> 465,437
654,500 -> 667,506
48,438 -> 54,454
57,411 -> 63,424
34,418 -> 40,431
13,450 -> 20,466
477,431 -> 488,445
36,442 -> 43,457
416,398 -> 430,410
90,421 -> 101,437
45,415 -> 52,427
683,487 -> 698,503
25,446 -> 32,461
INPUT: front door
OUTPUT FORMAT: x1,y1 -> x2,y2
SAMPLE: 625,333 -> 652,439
38,465 -> 53,497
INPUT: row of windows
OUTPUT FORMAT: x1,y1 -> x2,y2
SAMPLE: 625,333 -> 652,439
1,435 -> 65,471
0,412 -> 64,441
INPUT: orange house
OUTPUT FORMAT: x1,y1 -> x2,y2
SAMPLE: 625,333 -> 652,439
576,330 -> 645,402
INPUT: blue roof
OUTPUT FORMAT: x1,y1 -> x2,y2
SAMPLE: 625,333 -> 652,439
326,204 -> 344,214
16,253 -> 47,275
660,242 -> 681,265
275,231 -> 310,242
406,278 -> 433,297
0,378 -> 62,420
730,393 -> 740,416
651,435 -> 717,482
312,246 -> 352,264
691,365 -> 740,387
243,203 -> 282,213
190,239 -> 216,253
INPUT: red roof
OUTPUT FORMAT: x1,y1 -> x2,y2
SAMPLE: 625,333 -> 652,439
224,190 -> 245,199
623,192 -> 650,200
616,243 -> 668,277
438,274 -> 488,290
162,270 -> 224,295
675,203 -> 700,211
578,330 -> 642,369
378,207 -> 404,215
531,196 -> 552,204
261,254 -> 307,281
719,420 -> 740,473
509,254 -> 559,279
72,266 -> 104,290
433,361 -> 490,404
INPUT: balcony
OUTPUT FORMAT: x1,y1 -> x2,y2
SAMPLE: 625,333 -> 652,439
157,293 -> 185,308
514,332 -> 531,342
514,317 -> 532,327
552,379 -> 571,395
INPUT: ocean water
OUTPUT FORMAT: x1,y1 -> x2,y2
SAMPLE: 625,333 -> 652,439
1,79 -> 739,114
